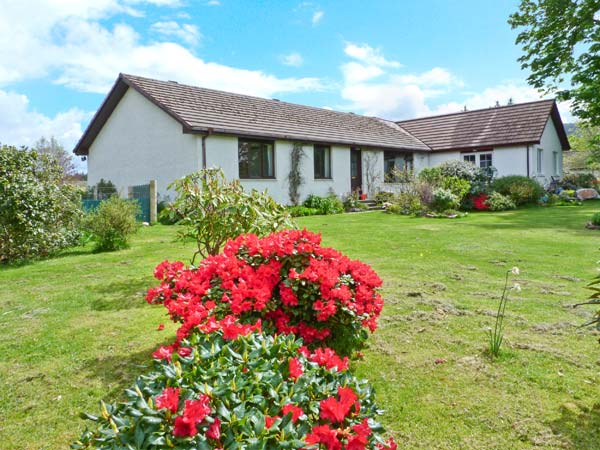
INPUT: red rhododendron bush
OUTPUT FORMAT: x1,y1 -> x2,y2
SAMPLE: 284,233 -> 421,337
74,230 -> 396,450
146,229 -> 384,357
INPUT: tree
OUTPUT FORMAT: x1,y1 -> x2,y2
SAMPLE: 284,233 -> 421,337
569,123 -> 600,167
33,136 -> 76,178
509,0 -> 600,125
0,144 -> 82,263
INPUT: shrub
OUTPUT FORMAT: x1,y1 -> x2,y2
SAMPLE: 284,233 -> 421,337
288,205 -> 320,217
343,192 -> 368,212
74,331 -> 397,450
303,194 -> 344,215
485,192 -> 517,211
386,192 -> 423,215
374,191 -> 395,205
491,176 -> 544,205
147,230 -> 383,357
560,189 -> 576,198
84,196 -> 139,252
561,172 -> 597,189
472,193 -> 489,210
592,212 -> 600,226
164,169 -> 294,263
418,167 -> 444,186
85,178 -> 118,200
442,176 -> 471,201
0,145 -> 82,263
157,200 -> 180,225
431,188 -> 459,212
439,160 -> 494,193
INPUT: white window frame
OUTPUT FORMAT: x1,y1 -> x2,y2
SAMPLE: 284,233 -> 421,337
462,152 -> 493,168
553,151 -> 559,175
479,152 -> 493,169
463,154 -> 476,165
537,148 -> 543,174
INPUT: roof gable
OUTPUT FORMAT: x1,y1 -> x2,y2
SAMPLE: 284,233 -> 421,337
396,100 -> 570,152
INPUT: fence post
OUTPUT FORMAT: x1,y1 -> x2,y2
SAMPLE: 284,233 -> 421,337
149,179 -> 157,224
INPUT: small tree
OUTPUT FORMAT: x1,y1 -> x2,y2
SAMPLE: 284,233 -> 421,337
0,144 -> 82,263
84,196 -> 139,252
33,136 -> 76,179
164,168 -> 294,263
363,152 -> 381,198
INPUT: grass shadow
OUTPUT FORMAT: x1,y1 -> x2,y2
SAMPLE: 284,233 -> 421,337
90,277 -> 153,311
549,402 -> 600,449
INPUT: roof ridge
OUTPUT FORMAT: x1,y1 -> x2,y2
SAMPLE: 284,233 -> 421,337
376,118 -> 432,150
396,98 -> 555,123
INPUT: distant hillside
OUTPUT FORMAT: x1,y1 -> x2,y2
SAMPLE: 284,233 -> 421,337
564,123 -> 577,135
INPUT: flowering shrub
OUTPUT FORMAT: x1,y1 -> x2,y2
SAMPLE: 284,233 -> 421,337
73,331 -> 397,450
484,192 -> 516,211
147,229 -> 383,356
472,193 -> 489,210
431,188 -> 459,212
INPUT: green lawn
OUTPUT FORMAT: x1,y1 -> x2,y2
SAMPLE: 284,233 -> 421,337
2,203 -> 600,449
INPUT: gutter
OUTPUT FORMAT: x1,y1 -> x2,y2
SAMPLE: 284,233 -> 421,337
526,144 -> 530,178
201,128 -> 214,173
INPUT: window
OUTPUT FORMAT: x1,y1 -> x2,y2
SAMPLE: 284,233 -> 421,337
238,139 -> 275,179
553,151 -> 559,175
384,151 -> 413,182
463,154 -> 476,164
314,145 -> 331,179
537,148 -> 543,173
479,153 -> 493,169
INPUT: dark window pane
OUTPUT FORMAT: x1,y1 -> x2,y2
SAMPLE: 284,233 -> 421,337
238,139 -> 275,178
314,145 -> 331,179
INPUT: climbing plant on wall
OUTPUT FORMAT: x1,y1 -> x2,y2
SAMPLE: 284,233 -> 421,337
288,142 -> 305,205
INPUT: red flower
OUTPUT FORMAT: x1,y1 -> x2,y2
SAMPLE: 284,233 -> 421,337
288,357 -> 303,381
155,387 -> 180,413
305,425 -> 341,450
308,348 -> 349,372
177,347 -> 192,357
282,404 -> 303,423
157,323 -> 165,331
319,386 -> 359,423
265,415 -> 279,428
172,396 -> 212,438
472,193 -> 489,210
206,417 -> 221,440
173,416 -> 196,437
152,345 -> 174,362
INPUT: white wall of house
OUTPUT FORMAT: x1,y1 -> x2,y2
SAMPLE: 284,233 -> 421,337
531,117 -> 563,183
205,134 -> 353,204
87,88 -> 200,197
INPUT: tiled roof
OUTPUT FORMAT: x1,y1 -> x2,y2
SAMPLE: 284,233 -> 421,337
396,99 -> 570,152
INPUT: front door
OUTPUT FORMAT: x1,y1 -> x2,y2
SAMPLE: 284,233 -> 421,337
350,148 -> 362,194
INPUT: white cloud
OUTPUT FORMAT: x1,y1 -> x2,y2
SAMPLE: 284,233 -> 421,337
312,10 -> 324,25
281,52 -> 304,67
0,89 -> 89,154
205,0 -> 221,5
343,43 -> 401,68
0,1 -> 324,98
340,62 -> 383,84
150,21 -> 202,46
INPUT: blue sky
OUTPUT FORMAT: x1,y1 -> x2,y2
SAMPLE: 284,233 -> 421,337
0,0 -> 573,160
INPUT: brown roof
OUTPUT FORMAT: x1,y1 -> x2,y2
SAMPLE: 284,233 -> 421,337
74,73 -> 429,155
396,99 -> 570,152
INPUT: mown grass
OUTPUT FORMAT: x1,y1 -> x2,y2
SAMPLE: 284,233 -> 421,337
2,203 -> 600,449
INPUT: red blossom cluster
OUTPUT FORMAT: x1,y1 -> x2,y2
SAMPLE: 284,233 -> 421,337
146,229 -> 383,354
472,193 -> 489,210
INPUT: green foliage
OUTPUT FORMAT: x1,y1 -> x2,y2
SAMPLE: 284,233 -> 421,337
509,0 -> 600,125
288,143 -> 304,205
488,268 -> 520,358
74,331 -> 395,450
157,200 -> 179,225
302,194 -> 344,215
431,188 -> 459,212
85,178 -> 118,200
441,176 -> 471,201
374,191 -> 395,206
418,167 -> 444,186
385,192 -> 423,215
287,205 -> 320,217
591,212 -> 600,227
165,169 -> 294,263
343,192 -> 368,211
0,144 -> 82,264
561,172 -> 597,189
491,176 -> 544,205
33,136 -> 76,178
485,192 -> 517,211
439,160 -> 494,193
84,196 -> 139,252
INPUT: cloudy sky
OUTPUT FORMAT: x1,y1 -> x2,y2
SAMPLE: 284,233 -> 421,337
0,0 -> 574,164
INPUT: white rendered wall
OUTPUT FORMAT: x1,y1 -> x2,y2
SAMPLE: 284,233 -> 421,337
205,134 -> 353,204
487,146 -> 528,177
87,88 -> 200,198
361,149 -> 384,197
534,117 -> 564,181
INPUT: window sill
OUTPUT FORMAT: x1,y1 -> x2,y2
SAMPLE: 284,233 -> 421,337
239,178 -> 277,181
314,178 -> 333,181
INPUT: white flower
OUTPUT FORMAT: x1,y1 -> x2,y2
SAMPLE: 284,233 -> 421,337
511,267 -> 520,275
512,283 -> 521,292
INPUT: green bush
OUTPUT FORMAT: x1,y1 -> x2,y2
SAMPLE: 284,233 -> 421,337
386,192 -> 423,215
431,188 -> 459,211
374,191 -> 395,205
84,196 -> 139,252
592,212 -> 600,226
0,144 -> 83,263
485,192 -> 517,211
442,176 -> 471,201
439,160 -> 494,194
561,172 -> 597,189
164,169 -> 294,263
418,167 -> 444,186
491,176 -> 544,205
288,205 -> 320,217
302,194 -> 344,215
74,331 -> 397,450
343,192 -> 368,211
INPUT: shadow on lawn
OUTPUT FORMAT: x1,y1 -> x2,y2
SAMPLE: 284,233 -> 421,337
549,402 -> 600,449
90,277 -> 154,311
